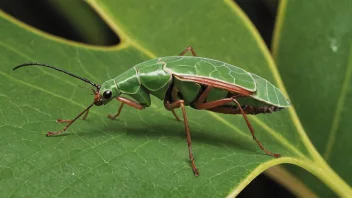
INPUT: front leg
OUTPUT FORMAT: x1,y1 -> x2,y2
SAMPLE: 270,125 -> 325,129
57,109 -> 90,123
47,103 -> 94,136
108,97 -> 144,120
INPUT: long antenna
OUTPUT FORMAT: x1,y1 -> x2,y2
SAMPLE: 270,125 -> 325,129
13,62 -> 100,89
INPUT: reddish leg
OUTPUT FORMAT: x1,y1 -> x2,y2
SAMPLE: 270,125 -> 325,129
57,119 -> 72,123
165,99 -> 199,176
56,85 -> 95,122
194,87 -> 280,158
179,46 -> 197,56
82,109 -> 89,120
171,46 -> 197,120
167,85 -> 182,121
108,97 -> 144,120
171,109 -> 181,121
195,85 -> 213,106
108,103 -> 125,119
47,103 -> 94,136
57,109 -> 89,123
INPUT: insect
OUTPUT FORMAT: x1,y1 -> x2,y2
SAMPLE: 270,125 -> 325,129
14,46 -> 290,176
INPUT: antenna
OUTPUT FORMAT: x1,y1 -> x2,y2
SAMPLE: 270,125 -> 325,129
13,62 -> 100,89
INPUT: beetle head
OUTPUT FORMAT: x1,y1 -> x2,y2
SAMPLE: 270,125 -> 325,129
95,79 -> 121,106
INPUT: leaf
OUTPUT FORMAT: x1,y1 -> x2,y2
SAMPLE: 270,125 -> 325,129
0,0 -> 350,197
48,1 -> 117,46
273,0 -> 352,196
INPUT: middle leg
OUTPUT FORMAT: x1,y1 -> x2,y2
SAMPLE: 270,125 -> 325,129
165,99 -> 199,176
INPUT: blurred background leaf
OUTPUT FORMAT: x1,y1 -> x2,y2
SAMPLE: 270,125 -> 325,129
273,0 -> 352,196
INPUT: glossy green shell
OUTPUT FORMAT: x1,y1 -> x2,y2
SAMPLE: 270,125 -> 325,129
249,74 -> 290,107
160,56 -> 290,108
100,56 -> 290,108
161,56 -> 257,92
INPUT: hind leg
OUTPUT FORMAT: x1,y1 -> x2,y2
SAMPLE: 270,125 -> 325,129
194,86 -> 280,158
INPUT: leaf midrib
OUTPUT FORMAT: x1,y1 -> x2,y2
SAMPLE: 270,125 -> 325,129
324,44 -> 352,160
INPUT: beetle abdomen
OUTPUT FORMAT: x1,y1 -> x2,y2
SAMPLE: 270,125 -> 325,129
207,104 -> 283,115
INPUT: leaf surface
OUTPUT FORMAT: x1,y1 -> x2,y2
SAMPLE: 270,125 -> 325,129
0,0 -> 350,197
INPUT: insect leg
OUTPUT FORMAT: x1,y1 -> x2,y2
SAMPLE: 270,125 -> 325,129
165,100 -> 199,176
179,46 -> 197,56
117,97 -> 144,109
164,84 -> 182,121
108,103 -> 125,119
108,97 -> 144,119
195,86 -> 213,106
56,119 -> 71,123
194,97 -> 281,158
82,109 -> 89,120
231,98 -> 281,158
171,109 -> 181,121
164,90 -> 181,121
57,110 -> 89,123
47,103 -> 94,136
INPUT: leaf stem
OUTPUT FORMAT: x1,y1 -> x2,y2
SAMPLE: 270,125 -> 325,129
300,158 -> 352,197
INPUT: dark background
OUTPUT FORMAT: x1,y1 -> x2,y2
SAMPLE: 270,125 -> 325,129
0,0 -> 294,197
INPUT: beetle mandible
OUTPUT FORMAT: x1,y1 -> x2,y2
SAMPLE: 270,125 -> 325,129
13,46 -> 290,176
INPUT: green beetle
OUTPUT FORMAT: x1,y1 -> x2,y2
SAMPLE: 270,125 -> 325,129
14,46 -> 290,176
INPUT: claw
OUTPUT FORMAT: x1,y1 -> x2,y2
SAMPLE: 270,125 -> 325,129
107,114 -> 116,120
193,168 -> 199,177
273,153 -> 281,158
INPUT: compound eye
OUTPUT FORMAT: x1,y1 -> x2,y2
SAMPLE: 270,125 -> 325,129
103,90 -> 112,99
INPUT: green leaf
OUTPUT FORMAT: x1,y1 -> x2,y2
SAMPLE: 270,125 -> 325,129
48,1 -> 116,46
0,0 -> 350,197
273,0 -> 352,196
